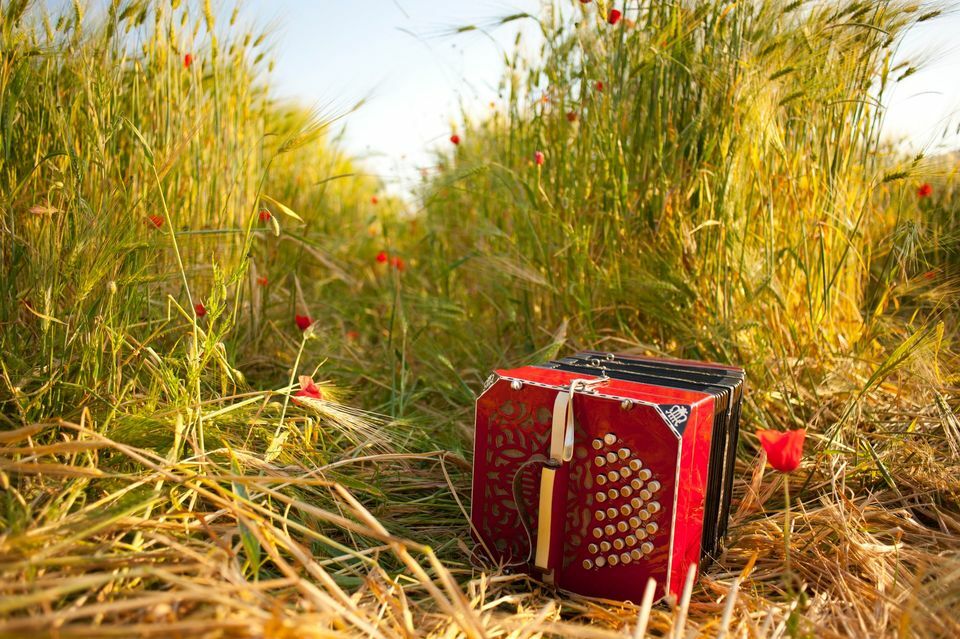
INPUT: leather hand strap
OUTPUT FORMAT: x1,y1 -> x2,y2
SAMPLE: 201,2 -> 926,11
511,454 -> 551,566
533,378 -> 607,577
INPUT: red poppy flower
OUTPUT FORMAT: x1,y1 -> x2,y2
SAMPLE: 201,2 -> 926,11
757,428 -> 806,473
376,250 -> 389,264
534,151 -> 545,166
596,80 -> 604,92
450,134 -> 460,145
148,214 -> 164,228
345,330 -> 360,341
184,53 -> 193,68
566,111 -> 578,122
256,276 -> 268,286
259,209 -> 271,222
295,314 -> 312,331
371,195 -> 378,205
194,302 -> 206,317
917,183 -> 932,198
391,256 -> 405,271
608,9 -> 622,24
292,375 -> 323,405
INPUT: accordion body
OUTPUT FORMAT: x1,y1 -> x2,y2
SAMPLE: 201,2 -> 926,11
471,352 -> 744,602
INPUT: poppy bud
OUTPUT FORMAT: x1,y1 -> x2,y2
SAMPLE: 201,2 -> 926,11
295,314 -> 312,331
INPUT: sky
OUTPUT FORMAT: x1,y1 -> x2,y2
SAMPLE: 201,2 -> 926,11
249,0 -> 544,195
883,8 -> 960,154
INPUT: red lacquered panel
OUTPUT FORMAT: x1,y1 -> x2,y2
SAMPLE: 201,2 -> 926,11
472,378 -> 556,564
670,399 -> 714,599
553,394 -> 679,602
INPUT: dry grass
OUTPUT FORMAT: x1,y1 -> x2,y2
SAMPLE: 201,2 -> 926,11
3,353 -> 959,638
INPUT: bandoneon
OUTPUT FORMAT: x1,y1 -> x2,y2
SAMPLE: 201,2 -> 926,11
471,351 -> 744,602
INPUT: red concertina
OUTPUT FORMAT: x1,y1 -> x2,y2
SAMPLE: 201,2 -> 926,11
471,351 -> 744,602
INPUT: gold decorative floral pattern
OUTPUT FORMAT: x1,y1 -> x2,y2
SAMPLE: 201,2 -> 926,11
480,400 -> 552,560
